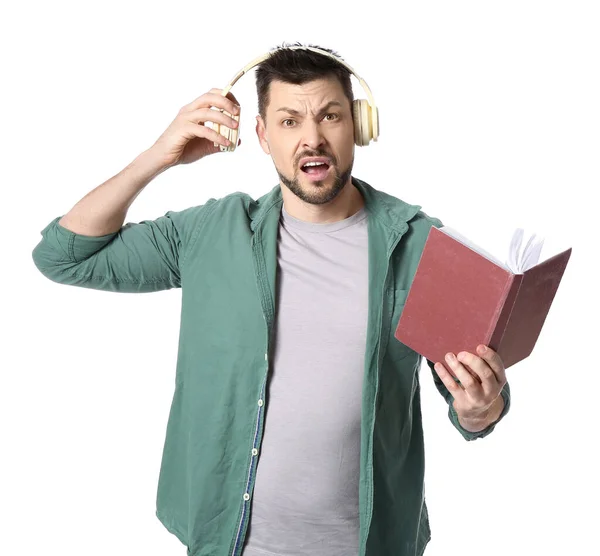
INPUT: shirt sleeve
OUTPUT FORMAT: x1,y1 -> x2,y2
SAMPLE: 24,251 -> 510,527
31,202 -> 214,293
426,358 -> 511,441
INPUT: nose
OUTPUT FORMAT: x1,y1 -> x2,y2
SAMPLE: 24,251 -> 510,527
301,120 -> 326,150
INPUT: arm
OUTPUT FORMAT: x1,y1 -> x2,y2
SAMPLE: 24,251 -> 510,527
32,88 -> 241,293
56,148 -> 168,237
31,149 -> 212,293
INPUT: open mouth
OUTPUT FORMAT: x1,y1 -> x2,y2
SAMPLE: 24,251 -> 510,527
300,161 -> 331,180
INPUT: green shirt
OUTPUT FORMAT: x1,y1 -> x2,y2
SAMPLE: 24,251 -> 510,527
32,177 -> 510,556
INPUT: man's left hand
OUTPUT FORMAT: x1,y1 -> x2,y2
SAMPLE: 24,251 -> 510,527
433,345 -> 507,424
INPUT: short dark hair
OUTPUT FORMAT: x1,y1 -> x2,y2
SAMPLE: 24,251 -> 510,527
255,42 -> 354,123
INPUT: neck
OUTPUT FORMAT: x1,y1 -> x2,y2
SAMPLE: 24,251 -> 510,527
280,178 -> 365,223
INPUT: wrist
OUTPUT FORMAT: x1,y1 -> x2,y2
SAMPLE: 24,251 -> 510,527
137,147 -> 173,178
457,395 -> 505,433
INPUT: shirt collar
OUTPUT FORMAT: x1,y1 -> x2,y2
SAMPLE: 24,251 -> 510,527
249,176 -> 422,233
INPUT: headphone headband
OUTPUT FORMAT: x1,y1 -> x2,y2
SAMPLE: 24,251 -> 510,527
220,45 -> 377,113
213,45 -> 379,151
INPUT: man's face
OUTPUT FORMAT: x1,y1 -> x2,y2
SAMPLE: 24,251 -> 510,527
256,77 -> 355,205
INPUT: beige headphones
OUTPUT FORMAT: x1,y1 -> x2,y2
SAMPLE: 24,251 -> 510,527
212,45 -> 380,152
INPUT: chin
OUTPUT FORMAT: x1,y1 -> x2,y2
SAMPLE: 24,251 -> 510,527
277,161 -> 353,206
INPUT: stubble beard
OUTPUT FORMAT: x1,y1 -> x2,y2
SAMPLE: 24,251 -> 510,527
276,158 -> 354,206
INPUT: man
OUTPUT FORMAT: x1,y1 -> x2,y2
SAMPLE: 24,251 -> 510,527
32,43 -> 510,556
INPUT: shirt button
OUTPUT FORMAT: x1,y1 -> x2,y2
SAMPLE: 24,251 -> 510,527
252,448 -> 258,456
265,352 -> 268,361
243,493 -> 250,501
258,399 -> 263,407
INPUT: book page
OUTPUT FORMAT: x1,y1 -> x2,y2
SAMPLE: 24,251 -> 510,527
507,228 -> 544,273
439,227 -> 544,274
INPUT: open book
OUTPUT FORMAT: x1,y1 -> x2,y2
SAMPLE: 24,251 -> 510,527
440,227 -> 546,274
394,226 -> 572,369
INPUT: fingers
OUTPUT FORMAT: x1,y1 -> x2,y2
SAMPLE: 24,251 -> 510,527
445,354 -> 484,393
181,90 -> 241,117
454,349 -> 504,399
184,122 -> 232,148
459,348 -> 506,383
186,107 -> 239,130
433,361 -> 466,400
211,87 -> 240,107
475,345 -> 507,385
434,348 -> 507,421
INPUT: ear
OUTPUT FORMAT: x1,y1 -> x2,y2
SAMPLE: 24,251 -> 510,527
256,115 -> 271,155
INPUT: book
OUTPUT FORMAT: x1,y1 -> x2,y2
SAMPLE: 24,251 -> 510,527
394,226 -> 572,369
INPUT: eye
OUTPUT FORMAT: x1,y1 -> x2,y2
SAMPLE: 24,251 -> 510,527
282,119 -> 296,127
323,113 -> 339,121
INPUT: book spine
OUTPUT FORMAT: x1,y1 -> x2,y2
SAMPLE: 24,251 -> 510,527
488,274 -> 524,353
482,274 -> 514,346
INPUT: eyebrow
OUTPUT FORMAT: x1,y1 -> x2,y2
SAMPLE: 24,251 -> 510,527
276,100 -> 344,117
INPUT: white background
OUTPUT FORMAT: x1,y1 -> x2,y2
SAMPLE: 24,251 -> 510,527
2,1 -> 598,555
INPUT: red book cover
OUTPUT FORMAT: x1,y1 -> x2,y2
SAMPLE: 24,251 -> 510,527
394,226 -> 572,369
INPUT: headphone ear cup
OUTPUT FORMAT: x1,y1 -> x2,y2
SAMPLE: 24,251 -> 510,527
213,110 -> 240,152
352,100 -> 362,146
352,99 -> 373,146
371,105 -> 379,142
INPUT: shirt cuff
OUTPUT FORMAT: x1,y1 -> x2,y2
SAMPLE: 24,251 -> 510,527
39,216 -> 119,263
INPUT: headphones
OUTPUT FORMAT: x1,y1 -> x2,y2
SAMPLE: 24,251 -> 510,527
212,45 -> 380,152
